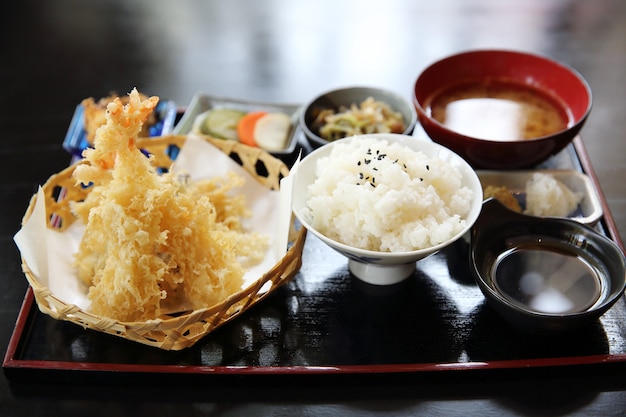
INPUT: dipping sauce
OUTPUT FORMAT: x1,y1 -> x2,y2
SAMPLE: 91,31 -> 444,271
427,80 -> 570,141
492,239 -> 603,314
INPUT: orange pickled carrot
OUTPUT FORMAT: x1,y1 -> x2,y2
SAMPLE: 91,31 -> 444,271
237,111 -> 267,146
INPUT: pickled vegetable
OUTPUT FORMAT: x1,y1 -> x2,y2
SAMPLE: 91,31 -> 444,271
201,108 -> 246,140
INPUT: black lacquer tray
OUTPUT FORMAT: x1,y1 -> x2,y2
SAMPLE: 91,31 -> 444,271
4,133 -> 626,387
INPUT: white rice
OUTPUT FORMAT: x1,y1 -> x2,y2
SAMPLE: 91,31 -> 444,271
304,137 -> 474,252
524,173 -> 583,217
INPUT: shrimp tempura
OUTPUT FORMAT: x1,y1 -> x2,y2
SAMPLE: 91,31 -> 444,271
70,88 -> 266,322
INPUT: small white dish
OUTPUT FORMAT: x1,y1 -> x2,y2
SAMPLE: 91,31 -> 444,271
477,169 -> 603,225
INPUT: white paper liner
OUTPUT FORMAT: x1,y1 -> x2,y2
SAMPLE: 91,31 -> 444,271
14,135 -> 293,313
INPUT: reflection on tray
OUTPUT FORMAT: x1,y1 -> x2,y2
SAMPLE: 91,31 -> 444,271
466,302 -> 609,362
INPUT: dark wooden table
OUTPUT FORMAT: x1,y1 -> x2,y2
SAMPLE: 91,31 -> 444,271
2,1 -> 626,416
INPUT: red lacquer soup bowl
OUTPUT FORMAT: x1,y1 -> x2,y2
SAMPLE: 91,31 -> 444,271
413,50 -> 592,169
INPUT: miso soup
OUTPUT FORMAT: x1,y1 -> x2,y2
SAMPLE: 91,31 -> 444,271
427,80 -> 570,141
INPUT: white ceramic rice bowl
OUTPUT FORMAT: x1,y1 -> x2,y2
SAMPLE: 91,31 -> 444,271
292,133 -> 483,285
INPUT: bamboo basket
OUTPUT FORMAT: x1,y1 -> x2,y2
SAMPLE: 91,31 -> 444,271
19,134 -> 306,351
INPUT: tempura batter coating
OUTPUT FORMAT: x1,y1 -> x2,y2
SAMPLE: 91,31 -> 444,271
483,185 -> 522,213
82,93 -> 155,143
72,89 -> 267,322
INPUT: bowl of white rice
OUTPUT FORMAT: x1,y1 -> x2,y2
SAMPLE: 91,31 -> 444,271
292,133 -> 483,285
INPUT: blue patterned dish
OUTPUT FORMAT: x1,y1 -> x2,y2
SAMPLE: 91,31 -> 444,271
62,99 -> 177,161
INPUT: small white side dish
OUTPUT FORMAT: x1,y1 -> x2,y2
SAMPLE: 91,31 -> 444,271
477,170 -> 603,225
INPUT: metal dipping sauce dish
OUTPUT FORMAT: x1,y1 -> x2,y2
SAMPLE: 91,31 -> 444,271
470,198 -> 626,332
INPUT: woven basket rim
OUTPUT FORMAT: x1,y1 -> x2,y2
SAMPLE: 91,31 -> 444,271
19,134 -> 305,350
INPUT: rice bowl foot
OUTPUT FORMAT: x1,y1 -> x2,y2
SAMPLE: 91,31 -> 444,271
348,259 -> 416,285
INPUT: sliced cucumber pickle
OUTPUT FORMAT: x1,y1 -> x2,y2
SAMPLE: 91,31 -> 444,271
201,108 -> 246,140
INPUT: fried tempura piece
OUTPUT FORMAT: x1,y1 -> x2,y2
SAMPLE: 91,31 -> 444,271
82,93 -> 156,144
483,185 -> 522,213
74,89 -> 158,190
72,88 -> 267,322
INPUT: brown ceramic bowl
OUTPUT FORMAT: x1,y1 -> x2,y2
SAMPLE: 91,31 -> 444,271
413,50 -> 592,169
300,86 -> 417,149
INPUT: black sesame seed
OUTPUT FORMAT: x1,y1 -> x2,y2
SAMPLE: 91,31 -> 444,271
364,159 -> 371,164
426,164 -> 430,170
